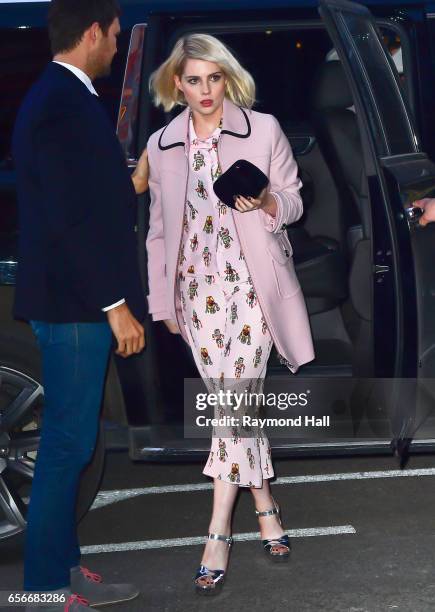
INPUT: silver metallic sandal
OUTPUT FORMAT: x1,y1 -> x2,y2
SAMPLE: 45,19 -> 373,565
194,533 -> 233,595
255,498 -> 291,562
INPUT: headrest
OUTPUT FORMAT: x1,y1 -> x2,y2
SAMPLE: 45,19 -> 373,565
311,60 -> 354,111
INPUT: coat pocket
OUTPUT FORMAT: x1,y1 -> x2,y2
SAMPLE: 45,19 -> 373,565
267,238 -> 300,298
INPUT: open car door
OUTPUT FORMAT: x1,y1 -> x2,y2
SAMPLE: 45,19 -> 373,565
319,0 -> 435,450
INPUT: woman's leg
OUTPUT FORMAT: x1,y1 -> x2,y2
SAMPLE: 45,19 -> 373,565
250,480 -> 287,546
196,478 -> 239,585
180,276 -> 237,578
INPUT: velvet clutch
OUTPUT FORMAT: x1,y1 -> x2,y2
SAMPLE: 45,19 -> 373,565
213,159 -> 269,209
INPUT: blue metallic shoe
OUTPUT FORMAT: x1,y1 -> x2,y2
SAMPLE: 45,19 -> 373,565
194,533 -> 233,595
255,498 -> 291,562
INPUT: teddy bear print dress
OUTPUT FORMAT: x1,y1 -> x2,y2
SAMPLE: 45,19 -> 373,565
178,114 -> 274,488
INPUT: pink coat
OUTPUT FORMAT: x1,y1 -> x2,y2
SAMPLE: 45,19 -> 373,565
146,97 -> 314,372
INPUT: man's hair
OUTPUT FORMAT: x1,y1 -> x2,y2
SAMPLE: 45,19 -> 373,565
48,0 -> 121,55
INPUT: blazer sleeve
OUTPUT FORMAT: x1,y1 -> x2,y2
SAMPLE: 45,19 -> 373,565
259,114 -> 303,235
145,137 -> 171,321
35,110 -> 131,311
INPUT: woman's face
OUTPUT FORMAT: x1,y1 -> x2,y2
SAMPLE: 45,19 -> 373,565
174,59 -> 226,116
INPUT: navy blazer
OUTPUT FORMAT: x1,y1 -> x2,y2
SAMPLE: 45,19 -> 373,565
12,62 -> 146,323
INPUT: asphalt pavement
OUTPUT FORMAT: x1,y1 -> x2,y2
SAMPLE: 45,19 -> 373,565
2,451 -> 435,612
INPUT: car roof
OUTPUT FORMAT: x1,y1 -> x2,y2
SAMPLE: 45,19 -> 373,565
0,0 -> 427,28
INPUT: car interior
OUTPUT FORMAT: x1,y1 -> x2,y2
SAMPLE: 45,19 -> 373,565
152,22 -> 406,382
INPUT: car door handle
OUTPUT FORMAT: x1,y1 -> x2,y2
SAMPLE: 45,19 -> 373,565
404,205 -> 423,226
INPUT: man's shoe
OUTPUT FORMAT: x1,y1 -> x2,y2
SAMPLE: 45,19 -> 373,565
25,593 -> 99,611
70,566 -> 140,608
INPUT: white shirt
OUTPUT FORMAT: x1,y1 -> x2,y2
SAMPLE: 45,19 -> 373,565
53,61 -> 99,96
52,61 -> 125,313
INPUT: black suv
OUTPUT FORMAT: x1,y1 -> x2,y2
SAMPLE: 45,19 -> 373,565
2,0 -> 435,540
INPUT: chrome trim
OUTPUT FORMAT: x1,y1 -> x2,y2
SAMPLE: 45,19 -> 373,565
116,23 -> 147,165
0,260 -> 17,285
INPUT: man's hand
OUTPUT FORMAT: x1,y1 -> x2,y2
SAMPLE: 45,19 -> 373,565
164,319 -> 180,334
106,303 -> 145,357
413,198 -> 435,227
131,148 -> 149,195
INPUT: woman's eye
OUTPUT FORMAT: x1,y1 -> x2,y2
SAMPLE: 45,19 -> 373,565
187,78 -> 198,85
210,74 -> 222,82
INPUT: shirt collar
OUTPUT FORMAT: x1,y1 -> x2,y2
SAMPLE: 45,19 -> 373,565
52,61 -> 98,96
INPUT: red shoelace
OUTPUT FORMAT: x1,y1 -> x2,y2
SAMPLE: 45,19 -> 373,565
65,594 -> 89,611
80,567 -> 103,583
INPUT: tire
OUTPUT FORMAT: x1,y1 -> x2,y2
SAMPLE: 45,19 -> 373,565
0,333 -> 105,541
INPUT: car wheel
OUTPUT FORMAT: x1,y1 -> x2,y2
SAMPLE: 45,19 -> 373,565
0,364 -> 105,541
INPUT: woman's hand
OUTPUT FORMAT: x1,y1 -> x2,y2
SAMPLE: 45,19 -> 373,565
131,148 -> 149,194
163,319 -> 180,334
234,187 -> 277,217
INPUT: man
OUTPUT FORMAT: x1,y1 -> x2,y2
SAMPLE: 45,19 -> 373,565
12,1 -> 148,609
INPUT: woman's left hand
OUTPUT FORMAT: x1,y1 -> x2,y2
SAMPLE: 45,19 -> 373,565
234,187 -> 277,217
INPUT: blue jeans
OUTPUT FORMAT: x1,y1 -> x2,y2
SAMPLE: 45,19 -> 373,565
24,322 -> 112,591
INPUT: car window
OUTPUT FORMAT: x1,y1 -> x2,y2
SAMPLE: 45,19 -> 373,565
0,28 -> 51,166
337,14 -> 417,156
216,28 -> 332,131
204,24 -> 412,142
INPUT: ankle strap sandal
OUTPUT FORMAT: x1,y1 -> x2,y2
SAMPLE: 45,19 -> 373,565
255,499 -> 291,562
194,533 -> 233,596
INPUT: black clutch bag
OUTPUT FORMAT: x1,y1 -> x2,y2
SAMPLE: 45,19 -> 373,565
213,159 -> 269,209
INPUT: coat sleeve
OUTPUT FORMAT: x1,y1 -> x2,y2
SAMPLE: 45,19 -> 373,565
259,114 -> 303,235
35,110 -> 131,311
145,136 -> 171,321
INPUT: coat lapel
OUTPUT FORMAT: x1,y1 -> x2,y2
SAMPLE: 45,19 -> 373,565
157,98 -> 255,248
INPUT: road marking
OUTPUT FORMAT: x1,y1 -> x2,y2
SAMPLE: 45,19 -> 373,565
81,525 -> 356,555
91,467 -> 435,510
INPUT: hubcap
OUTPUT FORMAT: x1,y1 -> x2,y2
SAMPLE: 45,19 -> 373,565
0,366 -> 43,539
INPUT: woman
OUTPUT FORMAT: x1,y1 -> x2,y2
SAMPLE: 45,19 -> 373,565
145,33 -> 314,594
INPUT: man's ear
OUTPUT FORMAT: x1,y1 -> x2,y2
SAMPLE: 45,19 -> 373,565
88,22 -> 102,45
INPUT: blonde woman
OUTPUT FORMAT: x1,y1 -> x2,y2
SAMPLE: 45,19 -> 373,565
145,33 -> 314,594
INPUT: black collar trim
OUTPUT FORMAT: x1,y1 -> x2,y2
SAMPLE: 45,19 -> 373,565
158,125 -> 184,151
158,106 -> 251,151
221,107 -> 251,139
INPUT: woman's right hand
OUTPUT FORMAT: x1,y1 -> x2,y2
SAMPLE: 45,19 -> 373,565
131,148 -> 149,194
164,319 -> 180,334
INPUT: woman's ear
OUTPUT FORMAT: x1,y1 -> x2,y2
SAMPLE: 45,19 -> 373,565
174,74 -> 183,93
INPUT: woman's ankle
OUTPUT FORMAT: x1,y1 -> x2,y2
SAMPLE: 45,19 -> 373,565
208,522 -> 231,536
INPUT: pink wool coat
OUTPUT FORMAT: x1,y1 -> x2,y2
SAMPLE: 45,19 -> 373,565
146,97 -> 314,372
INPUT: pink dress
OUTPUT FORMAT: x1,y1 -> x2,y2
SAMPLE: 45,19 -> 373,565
178,113 -> 275,487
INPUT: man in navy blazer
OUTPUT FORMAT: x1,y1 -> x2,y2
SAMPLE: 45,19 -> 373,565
12,1 -> 147,609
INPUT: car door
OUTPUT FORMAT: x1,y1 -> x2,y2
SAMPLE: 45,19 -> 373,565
319,0 -> 435,443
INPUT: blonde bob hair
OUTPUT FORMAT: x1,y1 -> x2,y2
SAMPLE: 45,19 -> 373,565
149,33 -> 256,111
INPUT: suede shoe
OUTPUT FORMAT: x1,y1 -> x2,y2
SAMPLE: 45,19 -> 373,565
70,566 -> 140,608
